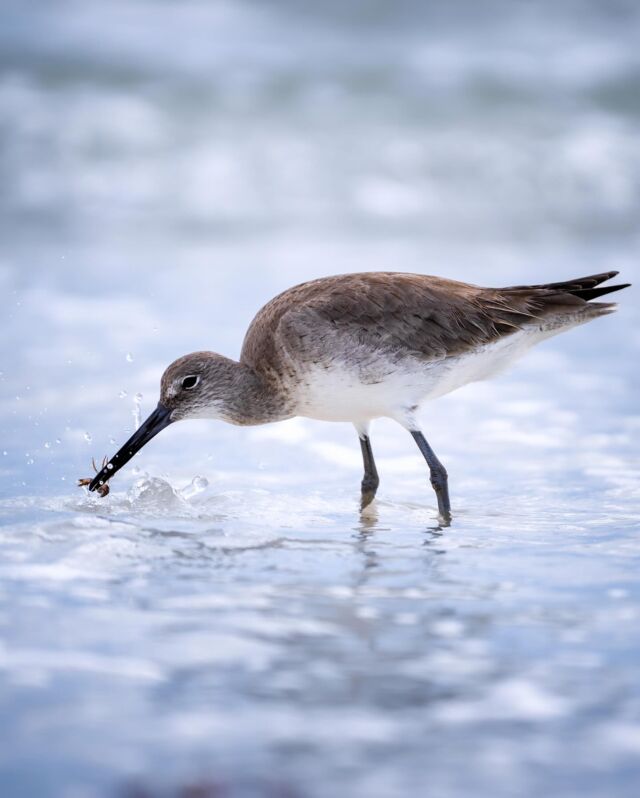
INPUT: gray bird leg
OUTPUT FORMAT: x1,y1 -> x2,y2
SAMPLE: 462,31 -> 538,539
358,432 -> 380,510
410,430 -> 451,521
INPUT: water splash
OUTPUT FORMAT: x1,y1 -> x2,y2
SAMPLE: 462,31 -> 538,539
132,393 -> 143,431
127,476 -> 185,510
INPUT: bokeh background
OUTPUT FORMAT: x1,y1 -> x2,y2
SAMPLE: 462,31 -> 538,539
1,1 -> 639,797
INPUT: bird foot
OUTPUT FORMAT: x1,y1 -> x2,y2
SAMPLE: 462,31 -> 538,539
360,490 -> 377,512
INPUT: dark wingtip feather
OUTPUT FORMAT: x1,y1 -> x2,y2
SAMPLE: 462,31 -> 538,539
504,271 -> 624,295
570,283 -> 631,301
541,271 -> 619,290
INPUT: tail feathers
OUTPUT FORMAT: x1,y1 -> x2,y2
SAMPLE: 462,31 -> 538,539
493,271 -> 630,335
505,270 -> 630,304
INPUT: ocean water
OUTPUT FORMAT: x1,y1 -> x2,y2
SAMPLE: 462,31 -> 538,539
1,1 -> 639,796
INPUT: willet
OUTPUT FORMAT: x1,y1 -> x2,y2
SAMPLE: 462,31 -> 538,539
86,271 -> 629,520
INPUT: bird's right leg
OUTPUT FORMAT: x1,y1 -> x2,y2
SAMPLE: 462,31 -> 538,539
355,422 -> 380,510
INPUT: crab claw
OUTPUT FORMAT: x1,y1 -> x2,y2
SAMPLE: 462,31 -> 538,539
78,455 -> 111,497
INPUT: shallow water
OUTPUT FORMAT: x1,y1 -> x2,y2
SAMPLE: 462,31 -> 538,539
1,1 -> 640,796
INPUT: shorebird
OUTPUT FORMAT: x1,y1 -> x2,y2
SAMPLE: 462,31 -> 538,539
86,271 -> 628,520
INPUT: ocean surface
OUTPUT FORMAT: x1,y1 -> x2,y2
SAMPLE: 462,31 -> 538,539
1,1 -> 639,796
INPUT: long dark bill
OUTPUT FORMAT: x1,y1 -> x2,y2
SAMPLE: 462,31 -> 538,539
88,403 -> 173,491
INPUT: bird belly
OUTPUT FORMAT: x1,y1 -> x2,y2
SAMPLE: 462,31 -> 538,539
292,325 -> 562,422
425,325 -> 567,399
292,360 -> 442,422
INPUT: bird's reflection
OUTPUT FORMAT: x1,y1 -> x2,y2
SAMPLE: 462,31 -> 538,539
353,507 -> 381,585
351,500 -> 450,589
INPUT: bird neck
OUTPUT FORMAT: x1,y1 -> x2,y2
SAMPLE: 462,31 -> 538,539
214,358 -> 293,426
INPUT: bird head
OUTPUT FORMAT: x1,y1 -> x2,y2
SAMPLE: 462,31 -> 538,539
88,351 -> 237,493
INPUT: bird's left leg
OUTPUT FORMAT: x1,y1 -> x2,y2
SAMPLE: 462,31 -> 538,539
393,409 -> 451,523
355,422 -> 379,510
410,429 -> 451,522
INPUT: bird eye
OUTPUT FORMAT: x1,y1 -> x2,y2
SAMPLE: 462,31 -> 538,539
181,375 -> 200,390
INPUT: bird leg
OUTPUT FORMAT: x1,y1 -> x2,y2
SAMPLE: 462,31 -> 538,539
410,430 -> 451,522
358,432 -> 380,510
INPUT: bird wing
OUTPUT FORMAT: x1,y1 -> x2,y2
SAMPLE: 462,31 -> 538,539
242,273 -> 526,372
241,271 -> 626,375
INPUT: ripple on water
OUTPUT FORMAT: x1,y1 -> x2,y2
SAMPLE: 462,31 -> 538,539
0,471 -> 639,798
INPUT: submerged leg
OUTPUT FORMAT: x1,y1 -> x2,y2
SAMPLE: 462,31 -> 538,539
355,424 -> 380,510
410,430 -> 451,521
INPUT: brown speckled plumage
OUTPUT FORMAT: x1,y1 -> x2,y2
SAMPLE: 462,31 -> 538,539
241,270 -> 624,386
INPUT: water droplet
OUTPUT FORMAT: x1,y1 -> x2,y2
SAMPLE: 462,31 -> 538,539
126,352 -> 133,363
55,438 -> 61,445
2,451 -> 7,456
180,475 -> 209,500
109,437 -> 116,445
27,458 -> 34,465
107,463 -> 113,471
84,432 -> 92,442
44,442 -> 51,449
119,390 -> 128,399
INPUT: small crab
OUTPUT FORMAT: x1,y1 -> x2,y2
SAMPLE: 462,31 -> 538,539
77,456 -> 110,497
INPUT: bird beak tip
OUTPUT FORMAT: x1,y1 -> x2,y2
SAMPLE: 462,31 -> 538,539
86,402 -> 173,491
